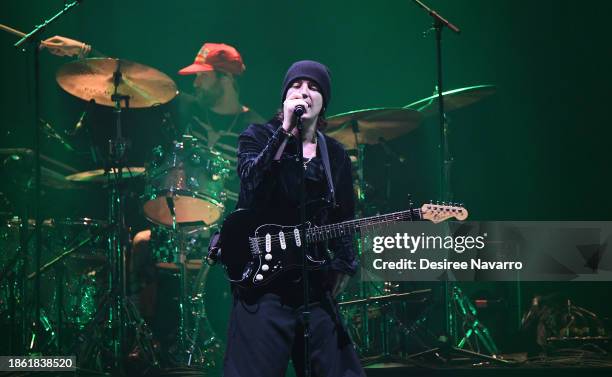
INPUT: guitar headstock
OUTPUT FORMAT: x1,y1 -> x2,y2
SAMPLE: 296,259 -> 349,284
420,202 -> 468,224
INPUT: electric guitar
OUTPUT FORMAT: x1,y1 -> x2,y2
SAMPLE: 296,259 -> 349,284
218,202 -> 468,287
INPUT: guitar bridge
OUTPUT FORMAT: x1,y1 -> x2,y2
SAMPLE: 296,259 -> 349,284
249,237 -> 261,255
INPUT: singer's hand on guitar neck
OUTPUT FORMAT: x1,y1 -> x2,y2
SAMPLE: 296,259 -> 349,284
281,92 -> 310,136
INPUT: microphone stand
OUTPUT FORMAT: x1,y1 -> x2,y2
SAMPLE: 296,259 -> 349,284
408,1 -> 507,365
296,115 -> 312,377
13,0 -> 83,354
412,0 -> 460,205
412,0 -> 458,346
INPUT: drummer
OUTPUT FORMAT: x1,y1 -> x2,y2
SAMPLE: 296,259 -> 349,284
176,42 -> 265,170
129,41 -> 264,326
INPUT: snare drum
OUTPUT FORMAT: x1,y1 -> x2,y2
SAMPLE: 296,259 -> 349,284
142,136 -> 231,227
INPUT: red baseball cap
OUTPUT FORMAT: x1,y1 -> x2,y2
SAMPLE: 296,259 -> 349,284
178,42 -> 245,75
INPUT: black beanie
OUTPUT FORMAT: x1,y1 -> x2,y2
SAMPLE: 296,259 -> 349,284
281,60 -> 331,108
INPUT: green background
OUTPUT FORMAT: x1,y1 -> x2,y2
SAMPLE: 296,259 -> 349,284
2,0 -> 610,220
1,0 -> 611,356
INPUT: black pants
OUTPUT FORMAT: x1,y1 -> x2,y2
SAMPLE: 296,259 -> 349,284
223,292 -> 365,377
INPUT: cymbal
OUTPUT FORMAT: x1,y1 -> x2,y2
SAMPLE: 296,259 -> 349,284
404,84 -> 496,116
325,107 -> 423,150
56,58 -> 178,108
42,166 -> 79,189
65,167 -> 145,183
156,259 -> 205,271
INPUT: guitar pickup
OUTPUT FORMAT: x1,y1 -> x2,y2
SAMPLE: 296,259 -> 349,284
294,228 -> 301,247
265,233 -> 271,253
279,231 -> 286,250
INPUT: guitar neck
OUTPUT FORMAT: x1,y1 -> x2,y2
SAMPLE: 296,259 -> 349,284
306,208 -> 421,243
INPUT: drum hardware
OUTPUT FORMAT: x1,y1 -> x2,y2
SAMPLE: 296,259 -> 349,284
339,289 -> 431,364
333,116 -> 410,358
168,197 -> 192,364
66,59 -> 159,372
163,198 -> 204,366
339,289 -> 432,307
39,119 -> 76,152
0,217 -> 110,354
521,295 -> 610,353
146,223 -> 227,367
25,220 -> 110,281
11,3 -> 85,353
1,148 -> 79,353
452,286 -> 500,355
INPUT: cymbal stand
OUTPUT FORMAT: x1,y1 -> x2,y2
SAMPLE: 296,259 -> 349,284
108,61 -> 131,368
347,120 -> 373,354
350,120 -> 366,207
452,287 -> 499,355
75,60 -> 157,372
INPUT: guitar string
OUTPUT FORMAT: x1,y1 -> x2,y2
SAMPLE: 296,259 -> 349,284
252,208 -> 428,246
257,210 -> 420,242
252,207 -> 465,247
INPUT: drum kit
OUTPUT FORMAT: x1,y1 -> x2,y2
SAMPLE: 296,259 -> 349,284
0,52 -> 496,370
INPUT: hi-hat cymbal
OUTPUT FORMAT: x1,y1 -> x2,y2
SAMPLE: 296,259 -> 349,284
56,58 -> 178,108
65,167 -> 145,183
325,107 -> 423,150
404,84 -> 496,116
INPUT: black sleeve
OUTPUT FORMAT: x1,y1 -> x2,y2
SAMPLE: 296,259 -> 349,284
237,124 -> 291,203
327,150 -> 358,275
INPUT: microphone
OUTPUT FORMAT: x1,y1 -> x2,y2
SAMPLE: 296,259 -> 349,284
294,105 -> 306,117
71,110 -> 87,135
69,99 -> 95,135
40,119 -> 75,152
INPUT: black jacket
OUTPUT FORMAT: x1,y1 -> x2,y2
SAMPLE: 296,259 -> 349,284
236,119 -> 357,276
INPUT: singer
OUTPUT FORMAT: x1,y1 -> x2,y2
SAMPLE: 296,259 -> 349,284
223,61 -> 365,377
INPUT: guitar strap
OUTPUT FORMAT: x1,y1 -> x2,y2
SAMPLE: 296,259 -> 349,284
317,130 -> 337,207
